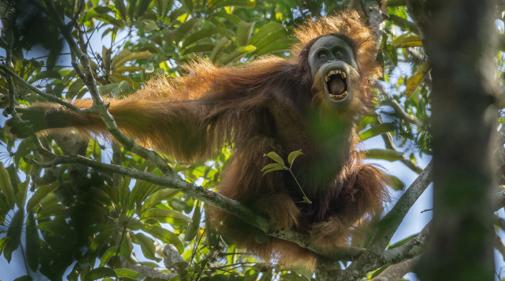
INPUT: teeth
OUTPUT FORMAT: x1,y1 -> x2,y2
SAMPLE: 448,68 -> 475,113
328,91 -> 348,99
325,69 -> 347,81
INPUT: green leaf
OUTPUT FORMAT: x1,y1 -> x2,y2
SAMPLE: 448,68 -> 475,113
250,22 -> 285,46
127,0 -> 137,20
0,164 -> 15,209
27,183 -> 58,212
359,123 -> 395,141
182,25 -> 218,49
132,232 -> 158,260
364,149 -> 405,161
142,224 -> 183,251
287,150 -> 304,167
182,42 -> 215,55
391,34 -> 423,48
218,45 -> 257,65
13,138 -> 35,166
111,50 -> 153,69
26,213 -> 40,271
220,13 -> 242,25
167,18 -> 199,41
264,151 -> 285,166
85,267 -> 117,280
67,79 -> 85,99
185,202 -> 201,241
385,174 -> 405,190
406,62 -> 429,96
114,268 -> 141,279
130,181 -> 159,208
5,209 -> 24,262
261,163 -> 285,175
141,208 -> 190,224
236,21 -> 255,46
94,6 -> 114,14
15,179 -> 28,208
255,38 -> 293,56
209,0 -> 256,9
0,238 -> 7,252
156,0 -> 172,16
180,0 -> 193,11
113,0 -> 127,20
99,246 -> 118,267
210,37 -> 231,62
141,188 -> 178,211
136,0 -> 152,17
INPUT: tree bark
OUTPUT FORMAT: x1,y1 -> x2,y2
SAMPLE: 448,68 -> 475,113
409,0 -> 499,280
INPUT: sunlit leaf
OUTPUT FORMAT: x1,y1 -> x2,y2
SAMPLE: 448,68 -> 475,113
391,34 -> 423,48
406,62 -> 429,96
385,174 -> 406,190
364,149 -> 405,161
209,0 -> 256,9
359,123 -> 395,141
261,162 -> 285,175
287,150 -> 304,167
264,151 -> 285,166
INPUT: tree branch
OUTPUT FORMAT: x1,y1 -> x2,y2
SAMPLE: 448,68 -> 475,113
333,224 -> 429,281
41,0 -> 172,174
367,161 -> 432,251
0,65 -> 80,111
27,152 -> 368,261
372,257 -> 420,281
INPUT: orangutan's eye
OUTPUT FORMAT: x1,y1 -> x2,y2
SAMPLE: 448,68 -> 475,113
317,50 -> 329,61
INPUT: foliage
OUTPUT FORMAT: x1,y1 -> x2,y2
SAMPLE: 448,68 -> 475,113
1,0 -> 500,280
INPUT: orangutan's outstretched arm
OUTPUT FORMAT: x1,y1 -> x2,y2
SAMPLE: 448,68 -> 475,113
8,95 -> 245,162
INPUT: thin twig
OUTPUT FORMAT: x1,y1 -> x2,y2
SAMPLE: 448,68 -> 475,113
0,65 -> 80,111
386,99 -> 424,128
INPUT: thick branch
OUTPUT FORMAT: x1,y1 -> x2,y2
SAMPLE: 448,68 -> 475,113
372,257 -> 420,281
333,224 -> 429,281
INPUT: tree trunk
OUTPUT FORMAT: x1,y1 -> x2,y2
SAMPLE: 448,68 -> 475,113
409,0 -> 499,280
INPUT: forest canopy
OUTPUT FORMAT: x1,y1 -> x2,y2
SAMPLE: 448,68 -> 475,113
0,1 -> 502,281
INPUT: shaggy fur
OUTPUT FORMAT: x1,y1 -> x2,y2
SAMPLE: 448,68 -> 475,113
20,11 -> 387,269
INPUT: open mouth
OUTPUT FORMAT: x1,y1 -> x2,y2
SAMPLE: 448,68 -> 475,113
324,69 -> 348,101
